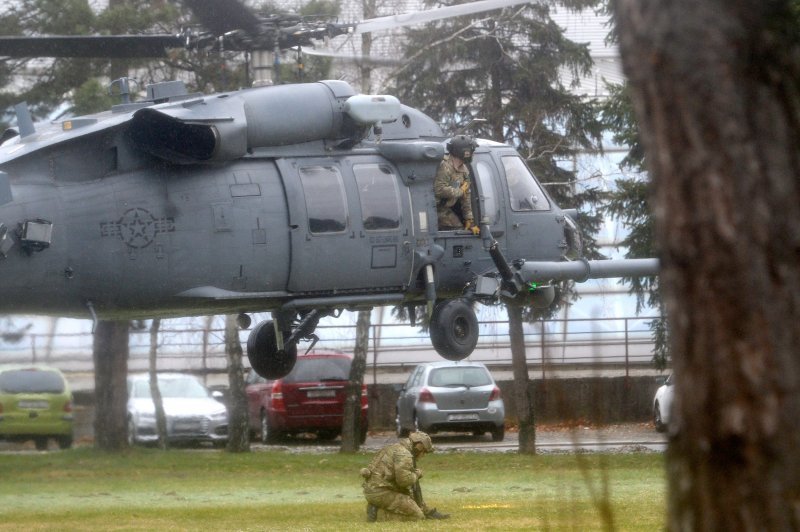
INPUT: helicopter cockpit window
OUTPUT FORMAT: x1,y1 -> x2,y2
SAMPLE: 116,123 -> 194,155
353,164 -> 401,230
298,166 -> 348,234
501,156 -> 550,212
474,161 -> 498,224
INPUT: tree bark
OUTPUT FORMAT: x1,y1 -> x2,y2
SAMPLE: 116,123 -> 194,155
508,304 -> 536,454
224,315 -> 250,452
93,320 -> 129,451
148,318 -> 168,449
614,1 -> 800,529
341,309 -> 370,453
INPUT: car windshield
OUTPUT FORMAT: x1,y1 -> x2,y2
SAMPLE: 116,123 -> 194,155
428,366 -> 491,387
131,377 -> 209,399
0,369 -> 65,394
283,357 -> 351,383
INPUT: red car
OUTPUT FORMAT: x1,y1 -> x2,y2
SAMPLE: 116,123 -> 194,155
245,352 -> 368,444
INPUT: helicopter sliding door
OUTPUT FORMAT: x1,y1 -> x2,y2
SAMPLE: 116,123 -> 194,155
279,157 -> 412,293
497,152 -> 565,261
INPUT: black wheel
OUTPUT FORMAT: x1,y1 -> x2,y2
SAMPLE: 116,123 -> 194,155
413,413 -> 423,433
396,412 -> 409,437
429,299 -> 479,361
654,402 -> 666,433
491,425 -> 505,442
317,430 -> 339,441
57,434 -> 73,449
34,437 -> 48,451
247,320 -> 297,380
260,410 -> 280,444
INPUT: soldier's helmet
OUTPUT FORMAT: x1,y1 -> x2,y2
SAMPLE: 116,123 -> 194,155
408,431 -> 434,453
446,135 -> 477,161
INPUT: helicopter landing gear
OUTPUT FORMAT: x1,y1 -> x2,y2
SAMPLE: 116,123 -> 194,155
246,320 -> 297,379
429,298 -> 479,361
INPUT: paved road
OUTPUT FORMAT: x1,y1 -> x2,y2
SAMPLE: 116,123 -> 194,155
1,424 -> 667,453
252,424 -> 667,454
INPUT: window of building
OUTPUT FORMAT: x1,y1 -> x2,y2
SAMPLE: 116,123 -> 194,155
299,166 -> 348,233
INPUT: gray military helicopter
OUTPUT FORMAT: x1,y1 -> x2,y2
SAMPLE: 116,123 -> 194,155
0,0 -> 658,379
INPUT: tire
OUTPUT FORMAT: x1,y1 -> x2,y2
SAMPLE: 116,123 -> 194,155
654,403 -> 666,433
260,410 -> 280,444
57,434 -> 73,449
429,299 -> 479,361
247,320 -> 298,380
396,413 -> 409,438
317,430 -> 339,441
413,413 -> 422,433
34,437 -> 48,451
491,425 -> 505,442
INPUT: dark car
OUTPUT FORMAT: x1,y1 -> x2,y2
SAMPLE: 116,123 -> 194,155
245,352 -> 368,444
396,361 -> 505,441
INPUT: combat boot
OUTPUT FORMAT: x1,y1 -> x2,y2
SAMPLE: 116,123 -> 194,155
425,508 -> 450,519
366,503 -> 378,522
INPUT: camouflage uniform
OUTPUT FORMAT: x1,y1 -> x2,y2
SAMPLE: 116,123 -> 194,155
361,438 -> 429,520
434,154 -> 473,230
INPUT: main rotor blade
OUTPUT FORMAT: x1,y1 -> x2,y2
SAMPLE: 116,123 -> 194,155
299,47 -> 402,66
0,35 -> 183,58
353,0 -> 534,34
181,0 -> 261,37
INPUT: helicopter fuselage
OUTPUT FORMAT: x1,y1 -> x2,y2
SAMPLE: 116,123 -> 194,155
0,79 -> 657,374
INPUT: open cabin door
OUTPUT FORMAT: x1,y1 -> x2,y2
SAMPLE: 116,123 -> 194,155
278,157 -> 413,293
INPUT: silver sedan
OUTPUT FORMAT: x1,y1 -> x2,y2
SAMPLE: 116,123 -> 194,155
127,373 -> 228,447
396,361 -> 505,441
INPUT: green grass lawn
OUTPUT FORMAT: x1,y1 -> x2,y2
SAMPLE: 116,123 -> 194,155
0,448 -> 665,531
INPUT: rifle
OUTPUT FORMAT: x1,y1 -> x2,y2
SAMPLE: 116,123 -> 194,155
411,456 -> 424,508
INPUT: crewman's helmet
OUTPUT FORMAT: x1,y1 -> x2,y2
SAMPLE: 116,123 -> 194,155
408,431 -> 434,453
446,135 -> 477,162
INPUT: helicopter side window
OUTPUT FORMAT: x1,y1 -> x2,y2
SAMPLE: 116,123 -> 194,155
353,164 -> 401,231
298,166 -> 348,234
501,156 -> 550,212
474,161 -> 498,224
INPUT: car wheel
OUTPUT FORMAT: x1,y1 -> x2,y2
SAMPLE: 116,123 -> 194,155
396,413 -> 409,438
260,410 -> 279,444
57,434 -> 73,449
413,413 -> 423,433
654,402 -> 666,433
317,430 -> 339,441
34,437 -> 48,451
491,425 -> 505,442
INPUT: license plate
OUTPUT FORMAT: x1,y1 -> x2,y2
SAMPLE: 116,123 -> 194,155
174,420 -> 201,431
307,389 -> 336,398
448,413 -> 479,421
18,400 -> 49,409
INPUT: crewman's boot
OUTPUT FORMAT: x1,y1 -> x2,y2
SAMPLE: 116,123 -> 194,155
425,508 -> 450,520
366,503 -> 378,522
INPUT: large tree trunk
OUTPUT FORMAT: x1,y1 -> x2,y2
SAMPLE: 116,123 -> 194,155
508,304 -> 535,454
614,1 -> 800,529
341,309 -> 370,453
93,320 -> 129,451
225,315 -> 250,452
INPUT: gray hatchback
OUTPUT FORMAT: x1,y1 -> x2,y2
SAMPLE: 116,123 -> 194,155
396,361 -> 505,441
